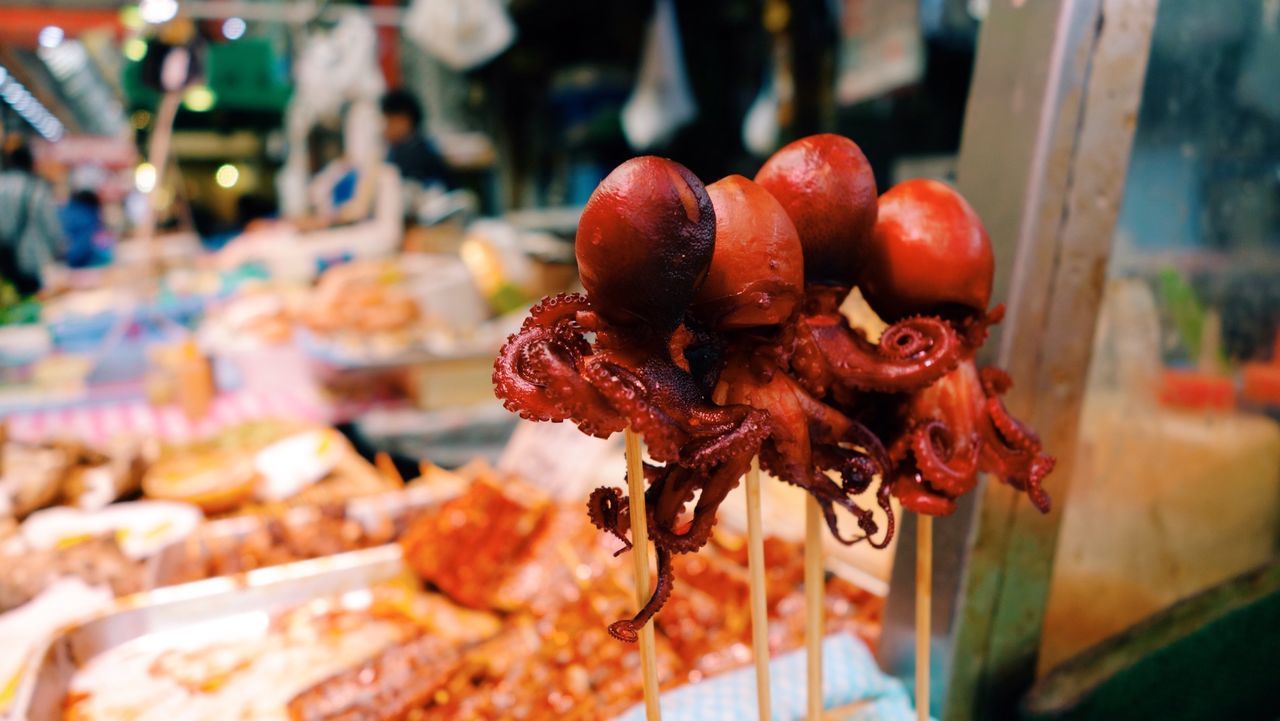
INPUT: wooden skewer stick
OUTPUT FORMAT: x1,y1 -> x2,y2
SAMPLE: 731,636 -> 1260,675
804,495 -> 824,721
624,427 -> 662,721
916,515 -> 933,721
744,457 -> 772,721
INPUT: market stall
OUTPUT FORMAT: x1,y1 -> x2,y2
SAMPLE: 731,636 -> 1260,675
1,1 -> 1278,721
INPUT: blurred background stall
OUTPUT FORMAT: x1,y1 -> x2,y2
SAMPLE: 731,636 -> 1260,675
0,2 -> 1277,721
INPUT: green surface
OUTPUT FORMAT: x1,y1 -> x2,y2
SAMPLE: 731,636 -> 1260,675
0,281 -> 40,325
1022,561 -> 1280,721
123,38 -> 291,114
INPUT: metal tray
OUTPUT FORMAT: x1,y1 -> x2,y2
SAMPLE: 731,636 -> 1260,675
13,543 -> 406,721
147,480 -> 464,588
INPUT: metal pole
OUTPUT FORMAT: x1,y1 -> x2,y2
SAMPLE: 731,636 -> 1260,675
878,1 -> 1159,719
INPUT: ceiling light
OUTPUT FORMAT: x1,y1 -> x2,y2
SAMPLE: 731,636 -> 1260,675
139,0 -> 179,25
124,38 -> 148,62
215,164 -> 239,189
222,17 -> 246,40
135,163 -> 157,193
38,26 -> 64,49
182,84 -> 215,112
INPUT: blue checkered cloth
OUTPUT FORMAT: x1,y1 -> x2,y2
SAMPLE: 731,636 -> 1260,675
613,635 -> 920,721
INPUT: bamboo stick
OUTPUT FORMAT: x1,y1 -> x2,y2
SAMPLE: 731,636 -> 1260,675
804,495 -> 824,721
916,515 -> 933,721
624,427 -> 662,721
744,457 -> 772,721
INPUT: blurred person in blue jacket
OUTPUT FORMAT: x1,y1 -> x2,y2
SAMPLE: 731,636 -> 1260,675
59,189 -> 111,268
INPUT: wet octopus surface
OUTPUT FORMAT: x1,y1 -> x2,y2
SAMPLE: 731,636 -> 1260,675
493,143 -> 1054,641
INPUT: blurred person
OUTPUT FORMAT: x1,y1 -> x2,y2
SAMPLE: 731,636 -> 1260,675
218,121 -> 403,277
59,190 -> 111,268
380,89 -> 452,189
0,143 -> 65,293
299,124 -> 379,229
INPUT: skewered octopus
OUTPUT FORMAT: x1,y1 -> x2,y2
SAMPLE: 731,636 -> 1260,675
493,136 -> 1054,642
755,137 -> 1053,518
494,158 -> 770,641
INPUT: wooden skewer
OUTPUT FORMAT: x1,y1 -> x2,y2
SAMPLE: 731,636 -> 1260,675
916,515 -> 933,721
624,427 -> 662,721
804,495 -> 824,721
744,456 -> 772,721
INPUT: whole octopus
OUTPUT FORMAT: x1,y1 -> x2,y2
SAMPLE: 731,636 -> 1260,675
494,134 -> 1054,642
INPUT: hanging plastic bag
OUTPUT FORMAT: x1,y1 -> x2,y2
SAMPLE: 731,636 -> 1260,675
405,0 -> 516,71
621,0 -> 698,151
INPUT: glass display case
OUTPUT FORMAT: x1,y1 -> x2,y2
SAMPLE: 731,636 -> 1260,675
1043,0 -> 1280,670
880,1 -> 1279,719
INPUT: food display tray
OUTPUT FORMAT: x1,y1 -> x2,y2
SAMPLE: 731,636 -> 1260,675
146,481 -> 464,588
13,544 -> 406,721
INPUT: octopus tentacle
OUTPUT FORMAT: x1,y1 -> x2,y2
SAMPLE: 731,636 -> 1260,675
892,471 -> 958,516
910,421 -> 981,498
869,482 -> 895,549
494,293 -> 627,435
985,395 -> 1040,454
976,366 -> 1054,512
646,452 -> 755,555
681,406 -> 771,470
1022,456 -> 1055,513
959,304 -> 1005,353
813,481 -> 880,546
581,361 -> 686,463
842,419 -> 893,475
797,313 -> 964,395
493,333 -> 573,423
608,547 -> 674,642
587,486 -> 632,554
762,445 -> 883,546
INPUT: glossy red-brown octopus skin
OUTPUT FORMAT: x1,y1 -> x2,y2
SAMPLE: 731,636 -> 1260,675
866,178 -> 1055,516
754,134 -> 879,288
496,157 -> 766,463
692,175 -> 804,330
494,157 -> 771,641
691,174 -> 894,547
755,136 -> 967,399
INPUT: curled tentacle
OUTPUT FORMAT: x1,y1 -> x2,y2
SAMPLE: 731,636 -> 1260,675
892,471 -> 958,516
646,448 -> 758,555
608,547 -> 674,642
814,444 -> 879,497
796,312 -> 964,395
493,328 -> 577,423
762,445 -> 882,546
814,482 -> 880,546
910,420 -> 981,499
681,406 -> 771,470
581,361 -> 685,463
1022,455 -> 1055,513
842,419 -> 893,475
869,482 -> 895,549
976,365 -> 1054,512
494,293 -> 626,436
587,486 -> 632,553
644,466 -> 708,554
